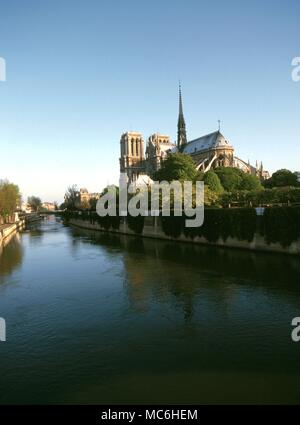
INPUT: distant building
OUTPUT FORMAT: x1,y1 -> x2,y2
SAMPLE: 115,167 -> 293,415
79,188 -> 100,204
42,202 -> 56,211
119,85 -> 270,183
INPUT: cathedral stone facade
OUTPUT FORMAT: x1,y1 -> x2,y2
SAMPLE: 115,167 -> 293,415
145,133 -> 175,176
119,87 -> 269,183
119,132 -> 145,182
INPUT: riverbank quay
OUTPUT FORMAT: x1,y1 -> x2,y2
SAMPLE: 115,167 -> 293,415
0,213 -> 42,247
0,218 -> 25,246
63,206 -> 300,256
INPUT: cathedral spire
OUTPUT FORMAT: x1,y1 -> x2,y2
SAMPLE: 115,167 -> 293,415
177,82 -> 187,149
179,82 -> 184,115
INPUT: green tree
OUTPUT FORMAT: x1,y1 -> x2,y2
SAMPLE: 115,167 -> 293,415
214,167 -> 243,191
64,185 -> 80,210
27,196 -> 42,212
203,170 -> 224,193
154,153 -> 197,182
264,169 -> 299,188
204,186 -> 220,206
240,173 -> 263,191
195,170 -> 205,181
0,180 -> 21,221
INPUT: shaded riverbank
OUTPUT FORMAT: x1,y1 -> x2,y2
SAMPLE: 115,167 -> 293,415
68,212 -> 300,256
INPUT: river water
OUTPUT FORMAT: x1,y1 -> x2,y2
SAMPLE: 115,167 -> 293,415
0,215 -> 300,404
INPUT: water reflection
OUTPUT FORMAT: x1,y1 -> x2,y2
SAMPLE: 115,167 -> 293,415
24,223 -> 44,245
70,226 -> 300,320
1,220 -> 300,404
0,233 -> 24,280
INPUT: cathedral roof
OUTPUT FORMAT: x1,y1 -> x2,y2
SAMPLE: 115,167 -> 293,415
182,131 -> 233,154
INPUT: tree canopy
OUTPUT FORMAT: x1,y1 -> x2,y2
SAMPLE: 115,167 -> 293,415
240,173 -> 263,191
27,196 -> 42,212
154,153 -> 197,182
203,170 -> 224,193
214,167 -> 262,192
263,169 -> 299,188
214,167 -> 244,191
0,180 -> 21,220
63,185 -> 80,210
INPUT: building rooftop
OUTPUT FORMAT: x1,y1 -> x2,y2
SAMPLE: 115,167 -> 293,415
182,131 -> 233,154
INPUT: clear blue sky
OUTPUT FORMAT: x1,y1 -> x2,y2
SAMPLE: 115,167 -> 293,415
0,0 -> 299,203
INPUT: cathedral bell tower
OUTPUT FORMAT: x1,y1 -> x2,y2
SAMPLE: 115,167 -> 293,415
119,132 -> 145,183
177,83 -> 187,149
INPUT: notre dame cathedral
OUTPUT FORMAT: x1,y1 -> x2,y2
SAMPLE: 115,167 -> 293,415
119,85 -> 269,184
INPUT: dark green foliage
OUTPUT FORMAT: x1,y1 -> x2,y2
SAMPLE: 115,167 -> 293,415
200,208 -> 256,243
161,215 -> 184,238
62,206 -> 300,248
229,208 -> 257,242
262,206 -> 300,247
214,167 -> 244,191
240,173 -> 263,190
201,209 -> 223,242
127,215 -> 145,234
214,167 -> 262,192
162,208 -> 257,243
195,170 -> 205,181
94,214 -> 120,230
62,210 -> 120,231
203,170 -> 224,193
220,187 -> 300,208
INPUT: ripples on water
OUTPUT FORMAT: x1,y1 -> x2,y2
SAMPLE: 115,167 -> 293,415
0,215 -> 300,404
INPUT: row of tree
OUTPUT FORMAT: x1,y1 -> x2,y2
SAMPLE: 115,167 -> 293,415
63,153 -> 299,212
0,179 -> 44,223
153,153 -> 300,207
154,153 -> 299,190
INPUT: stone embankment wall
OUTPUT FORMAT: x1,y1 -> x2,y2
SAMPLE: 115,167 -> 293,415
68,216 -> 300,256
0,219 -> 25,246
0,213 -> 42,246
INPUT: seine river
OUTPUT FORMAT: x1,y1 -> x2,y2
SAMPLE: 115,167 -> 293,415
0,215 -> 300,404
